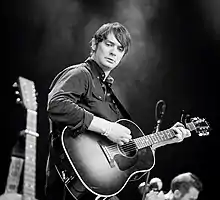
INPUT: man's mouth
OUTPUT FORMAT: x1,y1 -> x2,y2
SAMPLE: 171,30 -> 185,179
105,57 -> 115,63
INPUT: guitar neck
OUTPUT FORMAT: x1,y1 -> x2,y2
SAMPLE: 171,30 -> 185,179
134,122 -> 196,149
22,109 -> 38,200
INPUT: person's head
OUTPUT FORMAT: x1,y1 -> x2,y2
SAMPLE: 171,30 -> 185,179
170,172 -> 203,200
90,22 -> 131,73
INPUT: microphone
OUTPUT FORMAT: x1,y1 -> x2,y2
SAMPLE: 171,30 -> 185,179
154,100 -> 166,133
148,177 -> 163,191
138,177 -> 163,195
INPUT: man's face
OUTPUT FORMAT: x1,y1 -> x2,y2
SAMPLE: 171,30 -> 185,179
175,187 -> 199,200
92,32 -> 126,71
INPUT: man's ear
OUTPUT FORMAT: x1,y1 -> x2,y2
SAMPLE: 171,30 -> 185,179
173,190 -> 182,199
91,38 -> 96,51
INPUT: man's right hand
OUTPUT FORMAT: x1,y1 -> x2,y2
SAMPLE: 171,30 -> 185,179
88,116 -> 131,145
105,121 -> 131,145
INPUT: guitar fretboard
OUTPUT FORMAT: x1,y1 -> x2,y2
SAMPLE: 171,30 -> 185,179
23,109 -> 38,200
134,122 -> 196,149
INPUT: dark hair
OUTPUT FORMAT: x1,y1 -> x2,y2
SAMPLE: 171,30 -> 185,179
90,22 -> 131,55
171,172 -> 203,195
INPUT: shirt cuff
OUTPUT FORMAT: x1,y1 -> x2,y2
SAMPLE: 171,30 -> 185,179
83,109 -> 94,129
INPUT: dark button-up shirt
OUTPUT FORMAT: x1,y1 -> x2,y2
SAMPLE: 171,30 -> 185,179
47,58 -> 124,136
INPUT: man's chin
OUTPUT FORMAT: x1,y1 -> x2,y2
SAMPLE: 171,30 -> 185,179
103,62 -> 116,70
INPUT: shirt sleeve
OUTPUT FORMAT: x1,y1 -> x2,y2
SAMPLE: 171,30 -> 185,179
47,66 -> 94,130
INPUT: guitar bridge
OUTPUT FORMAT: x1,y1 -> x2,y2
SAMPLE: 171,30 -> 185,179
98,141 -> 115,168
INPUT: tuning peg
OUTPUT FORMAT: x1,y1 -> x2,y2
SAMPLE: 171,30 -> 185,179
198,132 -> 209,136
16,98 -> 22,104
12,82 -> 18,88
15,90 -> 20,95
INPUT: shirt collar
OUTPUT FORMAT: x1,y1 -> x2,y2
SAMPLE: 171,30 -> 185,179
85,57 -> 114,87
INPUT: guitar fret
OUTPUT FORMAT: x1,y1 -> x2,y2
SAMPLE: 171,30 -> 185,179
26,134 -> 37,143
25,167 -> 36,174
186,122 -> 195,132
140,138 -> 146,147
164,129 -> 175,138
150,134 -> 158,144
23,188 -> 35,196
26,156 -> 36,164
25,170 -> 35,177
144,136 -> 151,146
26,149 -> 36,155
24,180 -> 35,186
154,132 -> 161,142
135,139 -> 141,148
136,138 -> 142,148
147,135 -> 154,145
25,163 -> 36,171
23,189 -> 35,195
26,110 -> 37,133
27,145 -> 36,150
23,194 -> 35,200
143,138 -> 149,147
23,177 -> 35,193
158,131 -> 167,140
137,137 -> 151,148
135,128 -> 179,149
24,178 -> 36,185
26,149 -> 36,156
26,138 -> 37,144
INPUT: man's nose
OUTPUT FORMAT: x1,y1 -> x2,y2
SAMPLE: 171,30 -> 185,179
109,46 -> 117,56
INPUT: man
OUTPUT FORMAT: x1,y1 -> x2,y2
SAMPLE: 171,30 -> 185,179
44,22 -> 191,200
145,172 -> 203,200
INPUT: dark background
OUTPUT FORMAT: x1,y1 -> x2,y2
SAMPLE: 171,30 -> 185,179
1,0 -> 219,199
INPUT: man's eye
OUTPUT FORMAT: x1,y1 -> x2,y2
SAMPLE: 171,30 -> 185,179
118,47 -> 124,52
105,42 -> 112,46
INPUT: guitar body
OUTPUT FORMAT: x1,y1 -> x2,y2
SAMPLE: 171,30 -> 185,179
58,119 -> 155,198
0,193 -> 22,200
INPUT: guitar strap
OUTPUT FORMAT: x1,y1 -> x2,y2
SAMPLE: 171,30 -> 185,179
108,86 -> 132,121
84,60 -> 132,121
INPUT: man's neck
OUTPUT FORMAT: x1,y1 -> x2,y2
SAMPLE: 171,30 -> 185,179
90,57 -> 111,80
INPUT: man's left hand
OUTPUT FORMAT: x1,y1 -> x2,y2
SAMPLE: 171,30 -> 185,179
171,122 -> 191,143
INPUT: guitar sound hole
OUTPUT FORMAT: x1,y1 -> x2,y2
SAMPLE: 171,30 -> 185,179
118,140 -> 137,157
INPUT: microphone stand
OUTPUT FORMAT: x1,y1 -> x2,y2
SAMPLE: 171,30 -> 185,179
141,100 -> 166,200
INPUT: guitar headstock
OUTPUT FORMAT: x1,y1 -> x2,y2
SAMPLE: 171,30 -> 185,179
181,112 -> 211,136
13,76 -> 37,111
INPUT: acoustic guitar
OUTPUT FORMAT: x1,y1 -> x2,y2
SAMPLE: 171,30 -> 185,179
55,114 -> 210,199
0,77 -> 38,200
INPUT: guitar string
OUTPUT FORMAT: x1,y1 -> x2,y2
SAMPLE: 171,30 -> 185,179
106,129 -> 176,153
106,121 -> 206,154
